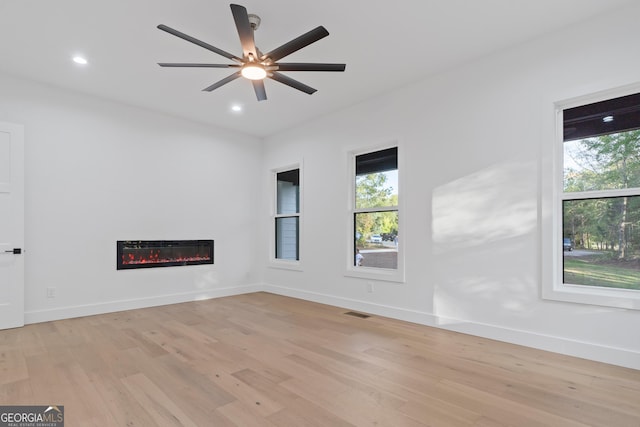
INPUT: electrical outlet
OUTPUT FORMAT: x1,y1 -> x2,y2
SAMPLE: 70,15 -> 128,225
366,282 -> 374,293
46,287 -> 56,298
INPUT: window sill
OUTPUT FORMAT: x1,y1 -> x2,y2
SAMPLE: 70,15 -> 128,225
344,266 -> 405,283
542,282 -> 640,310
269,259 -> 303,272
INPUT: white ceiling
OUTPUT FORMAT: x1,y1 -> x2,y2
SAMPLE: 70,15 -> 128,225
0,0 -> 634,138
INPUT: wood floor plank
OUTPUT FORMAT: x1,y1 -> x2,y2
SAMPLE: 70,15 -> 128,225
139,352 -> 237,409
88,372 -> 160,427
210,371 -> 285,417
55,360 -> 118,426
282,353 -> 408,409
438,379 -> 592,427
0,349 -> 28,386
396,399 -> 482,426
0,379 -> 33,405
281,376 -> 429,427
232,367 -> 356,426
266,397 -> 357,427
121,373 -> 200,427
216,400 -> 280,427
0,292 -> 638,426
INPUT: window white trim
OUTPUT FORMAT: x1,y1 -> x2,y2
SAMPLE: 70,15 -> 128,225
269,162 -> 303,271
345,142 -> 405,283
542,83 -> 640,310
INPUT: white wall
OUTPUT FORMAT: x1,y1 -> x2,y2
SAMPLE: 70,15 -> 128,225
0,73 -> 263,322
261,4 -> 640,369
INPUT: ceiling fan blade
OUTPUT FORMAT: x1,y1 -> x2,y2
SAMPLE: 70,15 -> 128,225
252,80 -> 267,101
157,24 -> 242,62
269,72 -> 317,95
202,72 -> 241,92
262,26 -> 329,62
158,63 -> 241,68
276,63 -> 346,72
230,4 -> 257,58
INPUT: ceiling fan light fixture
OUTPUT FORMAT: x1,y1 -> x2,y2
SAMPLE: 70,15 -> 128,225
241,64 -> 267,80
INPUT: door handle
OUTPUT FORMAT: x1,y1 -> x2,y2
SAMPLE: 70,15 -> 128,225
3,248 -> 22,254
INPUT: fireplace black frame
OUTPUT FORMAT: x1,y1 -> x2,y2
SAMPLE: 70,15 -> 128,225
117,240 -> 214,270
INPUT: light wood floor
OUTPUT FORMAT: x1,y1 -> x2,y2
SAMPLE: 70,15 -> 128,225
1,292 -> 639,426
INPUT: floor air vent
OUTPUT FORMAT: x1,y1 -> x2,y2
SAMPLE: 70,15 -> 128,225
344,311 -> 371,319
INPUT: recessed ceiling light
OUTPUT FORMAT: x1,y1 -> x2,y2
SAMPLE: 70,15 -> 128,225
72,56 -> 88,65
603,115 -> 614,122
231,104 -> 243,112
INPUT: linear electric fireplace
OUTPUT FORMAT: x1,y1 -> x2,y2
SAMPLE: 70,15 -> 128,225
117,240 -> 214,270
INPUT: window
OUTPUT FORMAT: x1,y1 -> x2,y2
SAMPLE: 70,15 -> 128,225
347,146 -> 404,282
544,86 -> 640,309
274,168 -> 300,263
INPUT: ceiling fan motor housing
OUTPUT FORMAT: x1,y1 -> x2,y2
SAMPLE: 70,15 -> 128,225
248,14 -> 261,31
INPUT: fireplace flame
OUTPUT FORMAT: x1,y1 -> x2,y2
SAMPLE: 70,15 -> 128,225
122,249 -> 211,265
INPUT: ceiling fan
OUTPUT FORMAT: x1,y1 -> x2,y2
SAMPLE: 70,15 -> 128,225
157,3 -> 346,101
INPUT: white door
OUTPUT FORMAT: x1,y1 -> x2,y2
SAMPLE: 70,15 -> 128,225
0,122 -> 24,329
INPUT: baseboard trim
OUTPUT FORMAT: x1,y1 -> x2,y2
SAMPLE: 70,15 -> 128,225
24,284 -> 264,324
263,283 -> 640,370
